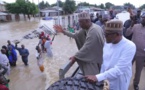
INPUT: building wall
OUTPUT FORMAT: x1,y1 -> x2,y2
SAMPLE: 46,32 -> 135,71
0,4 -> 6,12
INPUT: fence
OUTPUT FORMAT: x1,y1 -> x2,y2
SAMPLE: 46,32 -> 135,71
54,13 -> 79,29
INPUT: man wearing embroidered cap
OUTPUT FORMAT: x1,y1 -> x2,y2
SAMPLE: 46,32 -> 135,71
126,12 -> 145,90
85,20 -> 136,90
95,14 -> 110,31
53,12 -> 105,75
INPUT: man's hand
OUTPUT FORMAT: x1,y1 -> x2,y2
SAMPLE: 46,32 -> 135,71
131,20 -> 135,27
53,25 -> 64,33
69,56 -> 76,63
85,75 -> 98,83
131,16 -> 138,27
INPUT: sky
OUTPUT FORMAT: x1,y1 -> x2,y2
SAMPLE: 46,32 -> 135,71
2,0 -> 145,8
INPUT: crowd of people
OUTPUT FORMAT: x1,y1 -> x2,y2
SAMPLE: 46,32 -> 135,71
0,7 -> 145,90
54,8 -> 145,90
0,40 -> 30,89
0,31 -> 53,89
36,31 -> 53,72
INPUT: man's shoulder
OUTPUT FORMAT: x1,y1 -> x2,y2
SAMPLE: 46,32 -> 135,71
134,23 -> 141,28
124,20 -> 131,25
95,21 -> 102,25
25,48 -> 29,51
91,24 -> 103,30
0,54 -> 7,59
123,37 -> 136,48
89,24 -> 104,35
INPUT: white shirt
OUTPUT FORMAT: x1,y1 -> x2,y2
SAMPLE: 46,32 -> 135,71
0,53 -> 9,66
96,37 -> 136,90
0,53 -> 10,75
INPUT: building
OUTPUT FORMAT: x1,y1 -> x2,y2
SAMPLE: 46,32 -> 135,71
40,6 -> 63,17
0,1 -> 10,22
110,6 -> 125,13
0,1 -> 6,12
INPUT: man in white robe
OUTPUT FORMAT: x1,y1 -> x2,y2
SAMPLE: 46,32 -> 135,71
0,49 -> 10,76
85,20 -> 136,90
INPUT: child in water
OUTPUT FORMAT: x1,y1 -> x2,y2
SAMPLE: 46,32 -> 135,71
35,46 -> 44,72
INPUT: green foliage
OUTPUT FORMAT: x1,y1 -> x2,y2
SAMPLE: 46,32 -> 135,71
139,4 -> 145,10
77,2 -> 90,6
38,1 -> 45,9
5,0 -> 38,17
124,3 -> 135,9
38,1 -> 50,9
76,1 -> 106,9
90,4 -> 98,7
6,3 -> 20,14
99,3 -> 105,9
45,1 -> 50,8
63,0 -> 76,14
51,3 -> 56,7
105,2 -> 114,9
51,1 -> 64,7
58,1 -> 64,7
25,2 -> 38,15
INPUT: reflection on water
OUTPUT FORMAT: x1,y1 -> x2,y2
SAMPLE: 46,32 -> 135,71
0,18 -> 78,90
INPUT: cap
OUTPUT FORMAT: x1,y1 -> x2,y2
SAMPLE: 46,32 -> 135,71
105,20 -> 123,31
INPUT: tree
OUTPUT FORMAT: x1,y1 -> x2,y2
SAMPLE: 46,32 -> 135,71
38,1 -> 50,9
45,1 -> 50,8
93,4 -> 98,7
6,3 -> 21,14
25,2 -> 39,19
51,1 -> 64,7
6,0 -> 38,20
139,4 -> 145,10
58,1 -> 64,7
99,3 -> 105,9
63,0 -> 76,14
105,2 -> 114,9
51,3 -> 57,7
124,3 -> 135,9
77,2 -> 90,7
38,1 -> 45,9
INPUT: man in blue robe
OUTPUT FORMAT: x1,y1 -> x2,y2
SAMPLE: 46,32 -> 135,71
15,43 -> 29,66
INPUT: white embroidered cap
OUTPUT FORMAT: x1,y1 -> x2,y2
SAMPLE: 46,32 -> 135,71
105,19 -> 123,31
78,12 -> 90,20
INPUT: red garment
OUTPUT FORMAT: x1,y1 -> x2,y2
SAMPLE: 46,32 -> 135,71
47,35 -> 51,40
0,84 -> 9,90
47,35 -> 52,45
40,32 -> 45,38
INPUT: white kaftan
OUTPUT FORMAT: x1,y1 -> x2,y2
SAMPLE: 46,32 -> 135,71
96,37 -> 136,90
0,53 -> 10,75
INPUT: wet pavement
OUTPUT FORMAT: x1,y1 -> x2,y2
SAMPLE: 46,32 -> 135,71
0,18 -> 145,90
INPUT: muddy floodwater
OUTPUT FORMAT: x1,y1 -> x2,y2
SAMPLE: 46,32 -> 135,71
0,18 -> 145,90
0,18 -> 78,90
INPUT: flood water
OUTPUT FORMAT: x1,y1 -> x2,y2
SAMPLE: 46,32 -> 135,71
0,18 -> 78,90
0,17 -> 145,90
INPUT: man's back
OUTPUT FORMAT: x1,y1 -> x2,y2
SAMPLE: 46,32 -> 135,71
127,24 -> 145,56
75,23 -> 105,64
123,19 -> 132,40
74,24 -> 105,75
